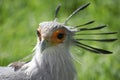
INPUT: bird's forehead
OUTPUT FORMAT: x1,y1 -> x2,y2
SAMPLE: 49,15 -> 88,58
39,21 -> 65,35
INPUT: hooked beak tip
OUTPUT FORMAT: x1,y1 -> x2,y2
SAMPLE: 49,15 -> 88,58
40,39 -> 47,53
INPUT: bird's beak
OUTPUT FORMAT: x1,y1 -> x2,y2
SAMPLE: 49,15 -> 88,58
40,39 -> 48,53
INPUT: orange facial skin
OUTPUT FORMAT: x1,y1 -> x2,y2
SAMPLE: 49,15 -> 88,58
37,27 -> 66,45
51,29 -> 66,44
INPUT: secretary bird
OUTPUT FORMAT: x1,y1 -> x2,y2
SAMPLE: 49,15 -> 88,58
0,3 -> 117,80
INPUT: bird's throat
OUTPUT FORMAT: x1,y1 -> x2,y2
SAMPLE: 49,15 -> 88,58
32,45 -> 76,80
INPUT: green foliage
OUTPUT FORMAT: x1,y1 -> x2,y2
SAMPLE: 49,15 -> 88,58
0,0 -> 120,80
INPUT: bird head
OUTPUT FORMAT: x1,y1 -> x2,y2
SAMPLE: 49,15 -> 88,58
36,21 -> 72,53
34,3 -> 117,56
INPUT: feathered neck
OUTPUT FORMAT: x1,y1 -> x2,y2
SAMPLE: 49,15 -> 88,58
31,43 -> 76,80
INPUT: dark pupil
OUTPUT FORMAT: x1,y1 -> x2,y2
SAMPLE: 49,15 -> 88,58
57,33 -> 64,39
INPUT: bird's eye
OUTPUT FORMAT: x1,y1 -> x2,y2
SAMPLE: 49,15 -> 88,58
51,29 -> 66,44
37,30 -> 40,36
37,28 -> 41,41
57,33 -> 64,40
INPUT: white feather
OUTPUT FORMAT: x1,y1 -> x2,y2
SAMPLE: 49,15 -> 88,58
21,42 -> 76,80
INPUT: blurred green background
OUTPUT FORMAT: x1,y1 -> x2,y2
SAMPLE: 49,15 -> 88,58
0,0 -> 120,80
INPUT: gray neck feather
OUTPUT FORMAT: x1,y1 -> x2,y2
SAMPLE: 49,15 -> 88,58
31,44 -> 76,80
